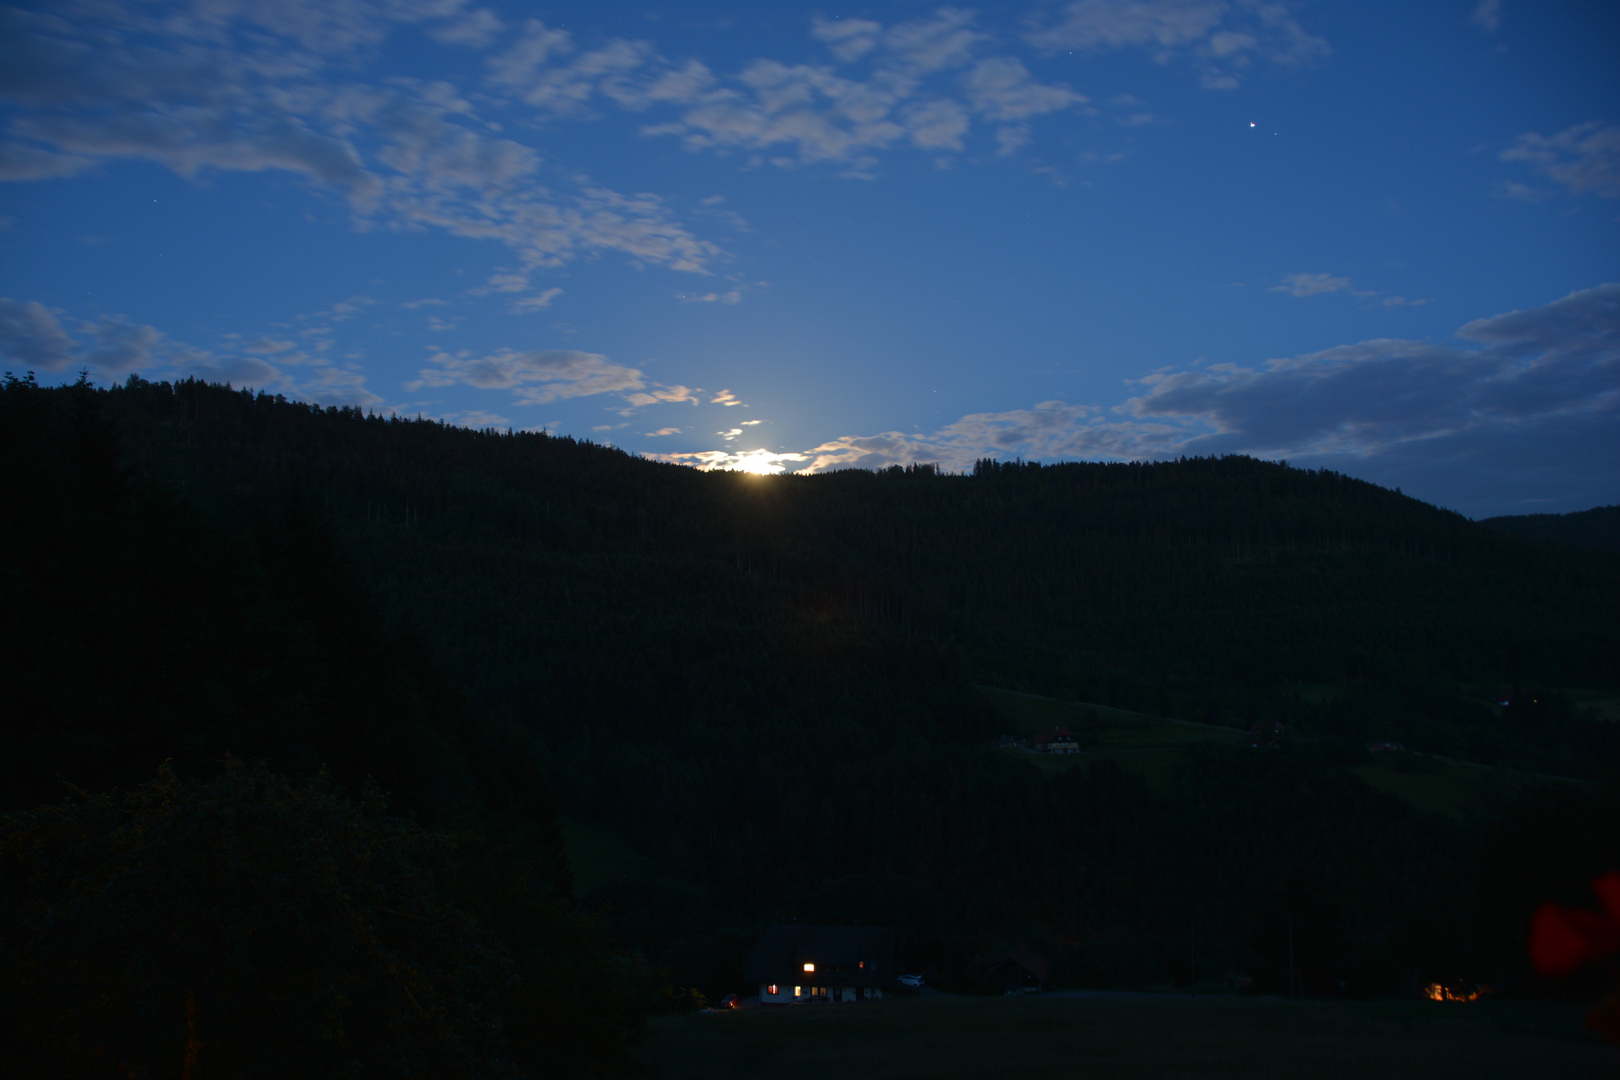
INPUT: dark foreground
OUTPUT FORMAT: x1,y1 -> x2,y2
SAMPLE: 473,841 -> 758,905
639,993 -> 1616,1079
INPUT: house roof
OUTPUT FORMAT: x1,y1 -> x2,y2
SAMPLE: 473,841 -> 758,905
742,925 -> 898,987
975,941 -> 1050,983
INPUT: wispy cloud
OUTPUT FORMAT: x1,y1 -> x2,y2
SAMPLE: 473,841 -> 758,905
0,4 -> 722,290
439,408 -> 512,429
0,294 -> 382,406
1024,0 -> 1329,90
408,348 -> 645,404
1469,0 -> 1503,33
409,346 -> 704,412
1271,272 -> 1351,297
514,287 -> 564,312
1501,121 -> 1620,199
0,298 -> 77,371
623,385 -> 700,407
676,289 -> 742,304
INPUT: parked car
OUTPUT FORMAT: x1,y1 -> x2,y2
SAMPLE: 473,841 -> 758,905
719,994 -> 740,1009
897,974 -> 924,988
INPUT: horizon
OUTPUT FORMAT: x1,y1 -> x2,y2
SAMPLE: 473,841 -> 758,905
2,0 -> 1617,517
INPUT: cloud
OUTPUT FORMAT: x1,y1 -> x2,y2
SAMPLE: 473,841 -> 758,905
80,316 -> 163,375
0,293 -> 384,404
647,448 -> 808,475
1025,0 -> 1329,89
760,284 -> 1618,514
710,389 -> 743,406
964,56 -> 1088,152
676,289 -> 742,304
439,409 -> 512,428
1501,122 -> 1620,199
623,385 -> 700,407
621,9 -> 1082,169
1470,0 -> 1503,33
1126,283 -> 1617,460
0,290 -> 393,405
410,347 -> 646,403
15,111 -> 380,199
182,355 -> 285,386
428,8 -> 504,48
644,427 -> 681,436
1272,272 -> 1351,297
0,141 -> 95,181
0,301 -> 166,377
243,337 -> 298,354
513,287 -> 564,312
0,298 -> 77,370
0,9 -> 722,274
488,21 -> 655,117
795,400 -> 1120,473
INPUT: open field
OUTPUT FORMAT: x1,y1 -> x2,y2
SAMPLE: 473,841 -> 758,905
638,992 -> 1616,1079
976,684 -> 1596,816
980,685 -> 1248,791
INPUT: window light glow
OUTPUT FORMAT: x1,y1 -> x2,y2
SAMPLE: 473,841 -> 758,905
803,962 -> 815,972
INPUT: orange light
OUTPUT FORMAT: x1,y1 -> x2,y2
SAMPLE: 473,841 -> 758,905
1423,982 -> 1483,1002
803,962 -> 815,972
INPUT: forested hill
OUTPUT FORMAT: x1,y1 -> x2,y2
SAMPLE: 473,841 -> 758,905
98,375 -> 1618,758
1482,504 -> 1620,555
8,373 -> 1620,1045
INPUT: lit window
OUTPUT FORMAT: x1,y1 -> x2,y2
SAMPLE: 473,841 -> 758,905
794,986 -> 801,997
767,985 -> 777,996
803,962 -> 815,972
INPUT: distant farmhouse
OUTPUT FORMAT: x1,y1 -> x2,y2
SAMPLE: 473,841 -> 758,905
1032,725 -> 1080,754
743,925 -> 898,1004
998,726 -> 1082,754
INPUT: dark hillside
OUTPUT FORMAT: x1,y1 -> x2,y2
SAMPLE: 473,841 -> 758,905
98,377 -> 1620,772
11,374 -> 1619,1021
1,374 -> 661,1076
1481,504 -> 1620,555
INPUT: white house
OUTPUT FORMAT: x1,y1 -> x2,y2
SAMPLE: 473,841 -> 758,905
743,925 -> 898,1004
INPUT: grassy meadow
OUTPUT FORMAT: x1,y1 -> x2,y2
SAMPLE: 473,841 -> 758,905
976,684 -> 1589,817
638,992 -> 1616,1079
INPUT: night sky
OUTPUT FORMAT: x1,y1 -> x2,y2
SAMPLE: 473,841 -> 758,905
2,1 -> 1616,515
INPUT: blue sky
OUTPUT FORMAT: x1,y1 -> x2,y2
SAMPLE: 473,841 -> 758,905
1,0 -> 1616,516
